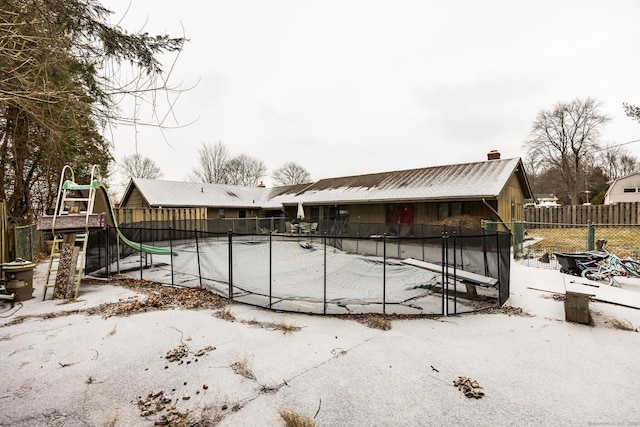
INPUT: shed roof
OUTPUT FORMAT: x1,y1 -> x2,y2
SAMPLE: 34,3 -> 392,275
123,179 -> 270,208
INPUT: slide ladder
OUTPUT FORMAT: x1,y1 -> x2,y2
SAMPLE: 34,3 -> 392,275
43,165 -> 99,300
41,164 -> 176,300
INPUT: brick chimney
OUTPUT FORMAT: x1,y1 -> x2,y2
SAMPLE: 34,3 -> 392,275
257,181 -> 266,188
487,150 -> 501,160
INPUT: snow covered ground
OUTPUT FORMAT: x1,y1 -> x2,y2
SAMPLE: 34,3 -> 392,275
1,258 -> 639,426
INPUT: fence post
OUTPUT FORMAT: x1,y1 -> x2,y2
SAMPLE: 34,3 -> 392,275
496,230 -> 502,306
116,227 -> 120,275
139,225 -> 143,281
170,226 -> 174,285
105,226 -> 110,278
382,233 -> 387,315
441,231 -> 449,316
195,227 -> 202,288
269,230 -> 272,309
513,221 -> 524,257
452,231 -> 457,315
323,232 -> 327,315
586,221 -> 596,251
29,225 -> 34,260
228,229 -> 233,300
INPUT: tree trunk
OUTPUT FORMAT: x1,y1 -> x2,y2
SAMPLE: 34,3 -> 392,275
6,106 -> 33,225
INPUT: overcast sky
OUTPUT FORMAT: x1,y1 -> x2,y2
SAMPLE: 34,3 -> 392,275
103,0 -> 640,187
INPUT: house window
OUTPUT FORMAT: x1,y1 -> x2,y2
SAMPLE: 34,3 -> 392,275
438,202 -> 449,220
310,206 -> 320,222
239,209 -> 246,218
218,209 -> 225,219
387,204 -> 401,225
325,205 -> 346,221
337,207 -> 349,221
623,188 -> 637,193
451,202 -> 462,217
438,202 -> 463,220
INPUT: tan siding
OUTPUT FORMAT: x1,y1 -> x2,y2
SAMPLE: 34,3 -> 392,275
122,187 -> 149,208
205,207 -> 243,219
349,204 -> 385,223
225,208 -> 240,218
348,203 -> 492,225
497,173 -> 524,227
414,203 -> 427,223
415,203 -> 437,224
349,202 -> 493,225
416,201 -> 498,226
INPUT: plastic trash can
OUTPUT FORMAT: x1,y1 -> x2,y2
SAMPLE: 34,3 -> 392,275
2,260 -> 36,300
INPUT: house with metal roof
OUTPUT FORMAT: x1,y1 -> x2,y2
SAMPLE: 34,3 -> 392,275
120,151 -> 532,234
121,178 -> 271,219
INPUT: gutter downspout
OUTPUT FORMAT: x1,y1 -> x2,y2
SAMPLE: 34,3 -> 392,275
482,198 -> 507,230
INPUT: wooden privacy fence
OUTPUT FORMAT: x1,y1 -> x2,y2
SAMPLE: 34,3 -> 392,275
525,202 -> 640,225
114,208 -> 207,241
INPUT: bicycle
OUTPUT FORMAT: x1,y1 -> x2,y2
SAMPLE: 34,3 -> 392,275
577,256 -> 623,287
620,258 -> 640,277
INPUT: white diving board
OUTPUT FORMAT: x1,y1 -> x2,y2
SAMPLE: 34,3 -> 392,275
402,258 -> 499,288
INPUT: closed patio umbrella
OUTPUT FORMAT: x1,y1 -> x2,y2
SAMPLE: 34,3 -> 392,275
297,202 -> 305,220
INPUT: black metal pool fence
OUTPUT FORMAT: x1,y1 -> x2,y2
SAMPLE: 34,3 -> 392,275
85,223 -> 510,316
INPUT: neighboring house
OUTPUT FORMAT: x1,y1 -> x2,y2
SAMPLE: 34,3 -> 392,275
120,151 -> 533,233
604,173 -> 640,204
534,194 -> 560,207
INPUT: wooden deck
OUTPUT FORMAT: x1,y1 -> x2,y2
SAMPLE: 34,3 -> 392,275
37,213 -> 106,232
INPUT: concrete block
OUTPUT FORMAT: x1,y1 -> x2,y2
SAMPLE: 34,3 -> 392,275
565,291 -> 591,324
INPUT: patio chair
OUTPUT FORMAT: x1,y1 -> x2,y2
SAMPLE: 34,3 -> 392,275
300,223 -> 310,235
310,222 -> 318,234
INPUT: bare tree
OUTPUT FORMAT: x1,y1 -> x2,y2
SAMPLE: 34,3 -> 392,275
120,153 -> 163,180
225,154 -> 267,186
271,162 -> 311,186
597,144 -> 639,180
187,141 -> 230,183
188,141 -> 266,186
524,97 -> 610,205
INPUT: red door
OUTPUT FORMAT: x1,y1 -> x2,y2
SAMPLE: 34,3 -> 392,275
401,204 -> 414,236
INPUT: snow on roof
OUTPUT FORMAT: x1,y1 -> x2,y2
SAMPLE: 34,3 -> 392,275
127,158 -> 527,208
261,183 -> 313,209
283,158 -> 525,205
130,179 -> 270,208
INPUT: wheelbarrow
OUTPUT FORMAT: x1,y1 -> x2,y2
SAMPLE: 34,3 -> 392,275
553,251 -> 609,275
